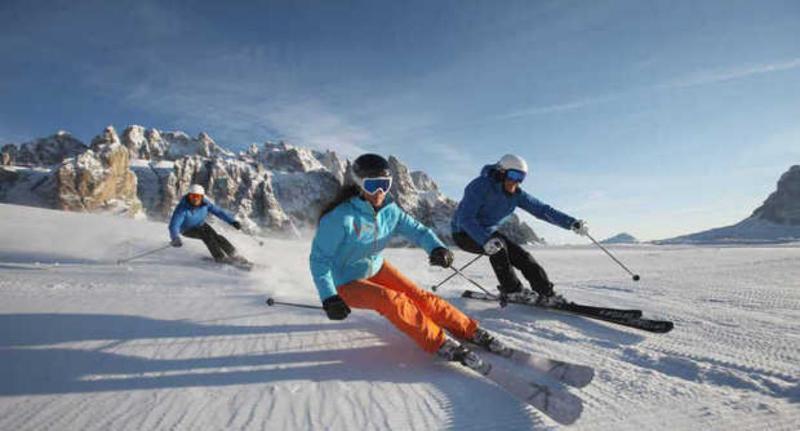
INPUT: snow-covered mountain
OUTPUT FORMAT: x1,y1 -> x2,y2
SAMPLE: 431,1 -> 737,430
659,165 -> 800,244
0,125 -> 541,245
600,233 -> 638,244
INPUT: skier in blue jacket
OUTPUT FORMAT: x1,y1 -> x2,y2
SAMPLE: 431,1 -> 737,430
168,184 -> 246,264
451,154 -> 589,305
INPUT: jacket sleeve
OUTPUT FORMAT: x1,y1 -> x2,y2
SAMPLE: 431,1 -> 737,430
517,190 -> 576,230
459,178 -> 494,245
394,207 -> 446,254
168,203 -> 186,241
207,200 -> 237,225
309,210 -> 346,302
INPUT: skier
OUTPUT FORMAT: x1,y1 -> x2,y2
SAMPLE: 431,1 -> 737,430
451,154 -> 589,305
309,153 -> 505,369
168,184 -> 248,266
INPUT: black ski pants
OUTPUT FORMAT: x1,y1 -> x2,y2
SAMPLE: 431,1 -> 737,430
182,223 -> 236,261
452,231 -> 554,296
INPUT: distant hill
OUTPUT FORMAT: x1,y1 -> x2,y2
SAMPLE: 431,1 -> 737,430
659,165 -> 800,244
601,233 -> 638,244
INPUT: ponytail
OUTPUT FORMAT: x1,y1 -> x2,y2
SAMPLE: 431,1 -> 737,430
318,185 -> 360,223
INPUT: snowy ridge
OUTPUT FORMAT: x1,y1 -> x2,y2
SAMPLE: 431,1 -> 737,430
1,203 -> 798,430
658,217 -> 800,245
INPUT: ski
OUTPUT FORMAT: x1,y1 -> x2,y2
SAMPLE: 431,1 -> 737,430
467,339 -> 594,388
462,290 -> 674,333
202,256 -> 255,271
557,301 -> 641,320
455,353 -> 584,425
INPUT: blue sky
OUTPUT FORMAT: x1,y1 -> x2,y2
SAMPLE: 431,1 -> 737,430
1,0 -> 799,243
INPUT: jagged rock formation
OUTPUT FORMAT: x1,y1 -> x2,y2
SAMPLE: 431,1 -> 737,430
750,165 -> 800,226
0,124 -> 543,244
55,126 -> 142,216
120,125 -> 232,161
1,131 -> 86,166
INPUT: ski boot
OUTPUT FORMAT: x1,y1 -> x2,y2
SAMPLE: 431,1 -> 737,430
504,288 -> 539,305
437,338 -> 492,375
471,327 -> 513,358
535,291 -> 567,307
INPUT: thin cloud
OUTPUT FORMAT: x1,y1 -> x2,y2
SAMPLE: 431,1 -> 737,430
662,57 -> 800,89
493,57 -> 800,122
495,95 -> 617,121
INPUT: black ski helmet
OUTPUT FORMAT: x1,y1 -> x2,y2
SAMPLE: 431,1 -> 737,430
352,153 -> 391,179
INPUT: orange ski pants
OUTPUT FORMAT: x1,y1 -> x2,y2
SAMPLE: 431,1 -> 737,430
337,260 -> 478,353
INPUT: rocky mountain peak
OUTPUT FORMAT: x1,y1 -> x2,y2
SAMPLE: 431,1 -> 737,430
601,233 -> 638,244
90,125 -> 122,150
1,131 -> 87,167
411,171 -> 439,193
260,141 -> 326,173
750,165 -> 800,226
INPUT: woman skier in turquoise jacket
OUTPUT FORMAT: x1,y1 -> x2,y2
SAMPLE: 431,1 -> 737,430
310,154 -> 506,368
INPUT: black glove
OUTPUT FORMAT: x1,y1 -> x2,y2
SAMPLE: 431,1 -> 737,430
429,247 -> 454,268
231,221 -> 242,230
171,237 -> 183,247
322,295 -> 351,320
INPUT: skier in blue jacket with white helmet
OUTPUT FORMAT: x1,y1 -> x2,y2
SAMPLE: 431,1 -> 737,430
451,154 -> 589,305
168,184 -> 247,265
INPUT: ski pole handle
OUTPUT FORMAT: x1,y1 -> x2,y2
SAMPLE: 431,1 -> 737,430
265,297 -> 323,310
585,233 -> 640,281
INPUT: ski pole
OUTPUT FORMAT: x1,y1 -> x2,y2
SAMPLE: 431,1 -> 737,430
265,297 -> 323,310
585,232 -> 641,281
448,265 -> 496,297
447,266 -> 509,308
431,253 -> 484,291
116,244 -> 171,265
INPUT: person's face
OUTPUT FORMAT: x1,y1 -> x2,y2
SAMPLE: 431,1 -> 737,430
503,179 -> 519,194
188,193 -> 203,207
363,189 -> 386,208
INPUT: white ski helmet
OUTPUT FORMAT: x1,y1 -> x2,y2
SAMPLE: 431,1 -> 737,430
497,154 -> 528,174
188,184 -> 205,195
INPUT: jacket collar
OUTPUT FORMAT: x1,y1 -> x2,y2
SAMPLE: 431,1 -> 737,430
183,195 -> 209,208
349,195 -> 394,216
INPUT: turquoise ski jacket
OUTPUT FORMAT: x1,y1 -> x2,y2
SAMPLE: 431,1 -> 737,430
310,196 -> 446,302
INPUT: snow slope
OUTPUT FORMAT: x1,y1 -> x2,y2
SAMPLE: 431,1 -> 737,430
0,203 -> 798,430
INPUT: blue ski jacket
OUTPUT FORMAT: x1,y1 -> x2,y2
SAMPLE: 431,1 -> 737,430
168,196 -> 237,241
452,165 -> 577,245
310,196 -> 446,302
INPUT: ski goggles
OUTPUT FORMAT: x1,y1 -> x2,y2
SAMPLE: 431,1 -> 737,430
505,169 -> 526,183
360,176 -> 392,195
188,193 -> 204,200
